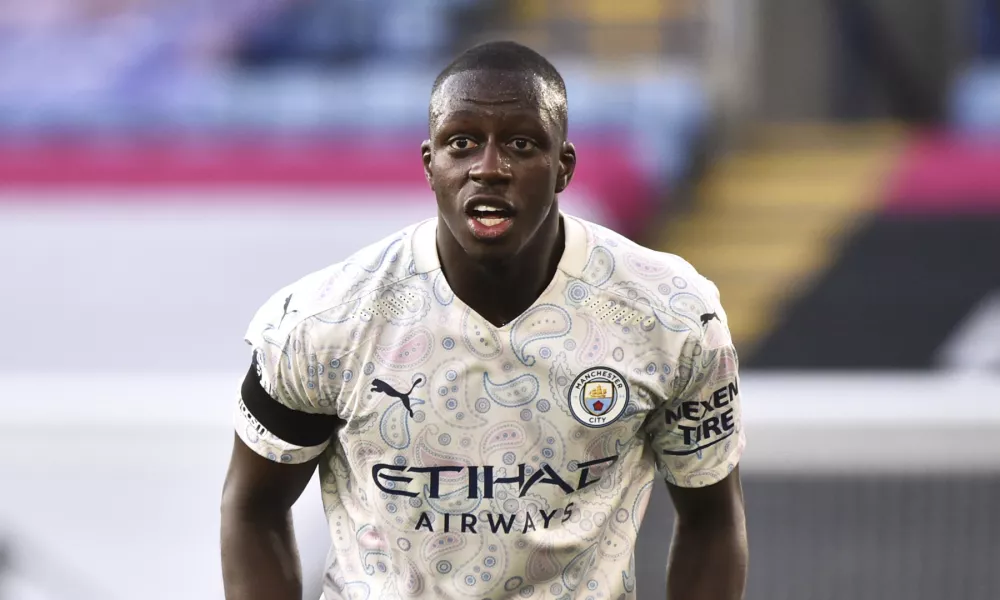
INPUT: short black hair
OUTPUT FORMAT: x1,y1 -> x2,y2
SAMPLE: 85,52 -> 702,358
429,40 -> 568,134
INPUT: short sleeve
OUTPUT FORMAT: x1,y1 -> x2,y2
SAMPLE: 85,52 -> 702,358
644,305 -> 746,488
233,289 -> 339,464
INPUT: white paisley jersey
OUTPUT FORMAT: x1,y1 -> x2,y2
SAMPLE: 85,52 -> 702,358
235,214 -> 745,600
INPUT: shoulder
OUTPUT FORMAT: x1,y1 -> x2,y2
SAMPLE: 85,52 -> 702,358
564,215 -> 729,348
244,219 -> 437,355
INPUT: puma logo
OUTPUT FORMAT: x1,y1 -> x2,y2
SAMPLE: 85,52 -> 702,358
278,294 -> 298,327
700,312 -> 719,327
371,377 -> 423,418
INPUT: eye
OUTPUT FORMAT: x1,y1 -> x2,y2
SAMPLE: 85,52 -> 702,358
509,138 -> 536,151
448,137 -> 478,151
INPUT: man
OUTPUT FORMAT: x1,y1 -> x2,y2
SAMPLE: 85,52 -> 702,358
221,41 -> 748,600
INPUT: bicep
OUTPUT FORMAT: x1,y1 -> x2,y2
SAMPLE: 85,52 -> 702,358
666,465 -> 745,527
223,433 -> 320,514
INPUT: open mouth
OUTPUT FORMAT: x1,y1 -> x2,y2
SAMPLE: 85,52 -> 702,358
465,199 -> 515,239
470,208 -> 510,227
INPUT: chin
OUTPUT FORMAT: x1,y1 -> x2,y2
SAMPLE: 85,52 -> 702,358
460,234 -> 522,266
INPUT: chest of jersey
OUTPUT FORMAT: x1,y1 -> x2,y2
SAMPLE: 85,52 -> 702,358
312,272 -> 677,524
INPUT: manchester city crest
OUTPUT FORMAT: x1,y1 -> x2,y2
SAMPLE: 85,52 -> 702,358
568,367 -> 630,427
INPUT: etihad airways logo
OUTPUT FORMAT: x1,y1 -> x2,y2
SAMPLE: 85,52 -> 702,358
372,455 -> 619,500
372,455 -> 620,535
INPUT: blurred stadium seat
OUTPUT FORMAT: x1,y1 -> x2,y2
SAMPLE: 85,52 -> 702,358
951,63 -> 1000,134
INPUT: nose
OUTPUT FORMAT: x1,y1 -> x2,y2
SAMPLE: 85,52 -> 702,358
469,141 -> 512,185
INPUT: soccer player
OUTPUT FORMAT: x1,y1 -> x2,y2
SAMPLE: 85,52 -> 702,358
221,41 -> 748,600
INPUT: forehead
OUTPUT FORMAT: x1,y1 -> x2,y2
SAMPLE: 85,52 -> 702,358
431,70 -> 562,130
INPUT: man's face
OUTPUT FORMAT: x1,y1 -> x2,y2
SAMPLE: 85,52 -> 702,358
422,70 -> 575,264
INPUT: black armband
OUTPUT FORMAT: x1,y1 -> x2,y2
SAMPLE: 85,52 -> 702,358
240,357 -> 339,447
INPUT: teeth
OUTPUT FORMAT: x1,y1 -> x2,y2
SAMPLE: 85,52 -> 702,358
476,217 -> 506,227
475,205 -> 503,212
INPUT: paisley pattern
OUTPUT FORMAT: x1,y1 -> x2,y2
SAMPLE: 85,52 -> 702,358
399,556 -> 425,596
547,352 -> 576,419
413,427 -> 473,484
357,525 -> 391,577
564,280 -> 590,306
622,554 -> 637,594
575,315 -> 609,367
339,581 -> 371,600
653,289 -> 709,334
654,307 -> 693,333
422,532 -> 468,564
581,246 -> 615,286
481,422 -> 528,461
526,543 -> 563,584
314,297 -> 363,325
609,281 -> 666,313
484,372 -> 540,407
599,508 -> 635,561
424,484 -> 483,516
351,440 -> 387,472
624,251 -> 673,280
669,291 -> 710,326
433,271 -> 454,306
239,216 -> 744,600
562,544 -> 598,591
631,481 -> 654,534
451,534 -> 507,597
379,392 -> 422,450
522,416 -> 568,469
373,327 -> 434,370
510,305 -> 572,366
461,307 -> 503,360
627,349 -> 674,389
426,359 -> 488,430
345,236 -> 405,276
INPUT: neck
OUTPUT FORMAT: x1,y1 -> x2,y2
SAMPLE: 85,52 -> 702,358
437,209 -> 563,328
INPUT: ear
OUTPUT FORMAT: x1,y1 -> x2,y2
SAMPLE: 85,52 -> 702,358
555,141 -> 577,194
421,140 -> 433,188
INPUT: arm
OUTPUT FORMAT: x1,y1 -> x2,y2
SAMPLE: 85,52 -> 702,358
223,282 -> 343,599
221,434 -> 319,600
666,466 -> 748,600
642,277 -> 748,599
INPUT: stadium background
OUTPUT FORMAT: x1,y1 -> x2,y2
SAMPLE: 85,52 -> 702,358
1,0 -> 998,598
